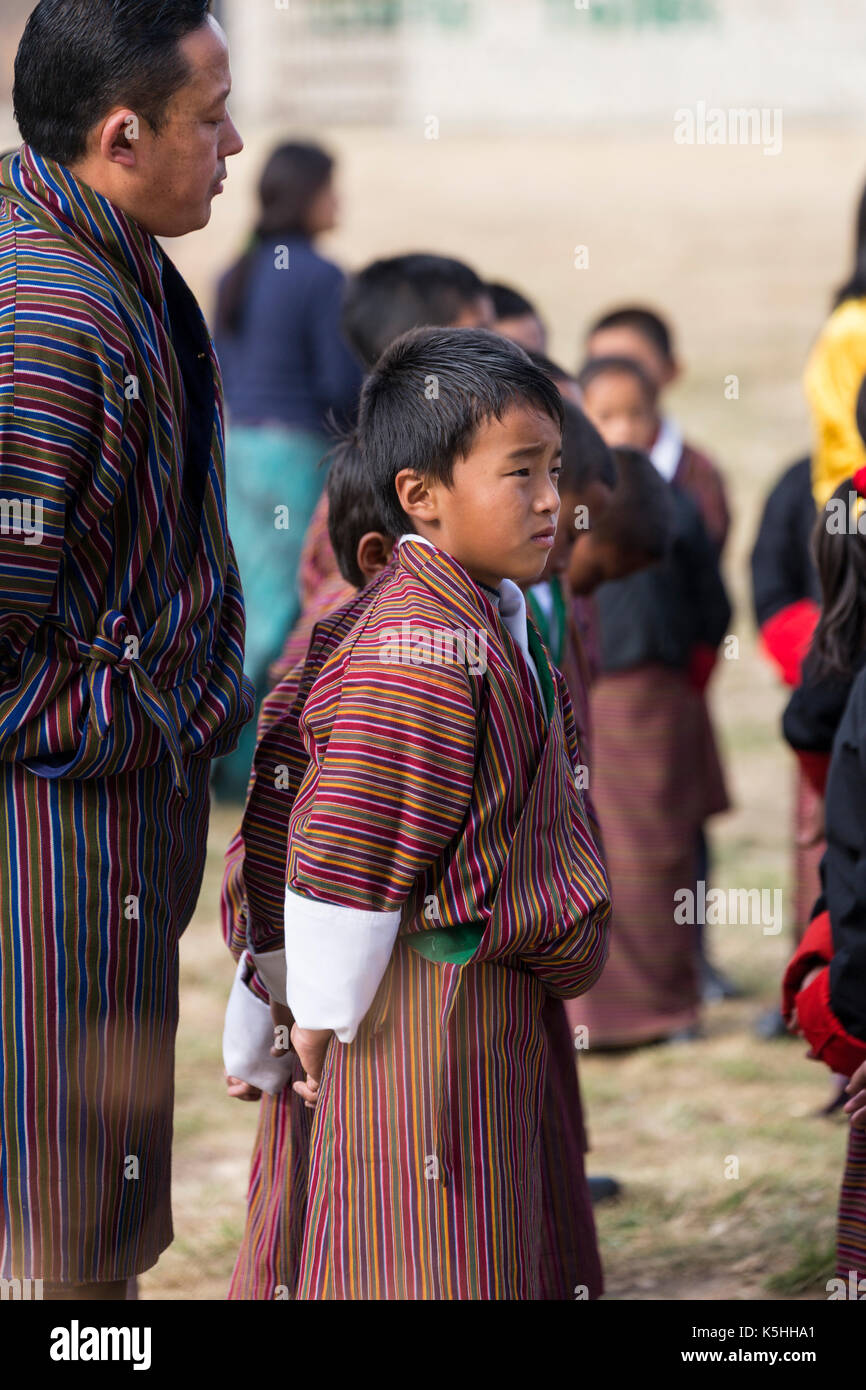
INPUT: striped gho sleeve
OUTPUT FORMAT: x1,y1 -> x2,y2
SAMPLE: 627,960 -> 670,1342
254,623 -> 478,1041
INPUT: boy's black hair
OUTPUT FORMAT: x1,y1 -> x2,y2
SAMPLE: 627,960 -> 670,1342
576,354 -> 658,407
810,474 -> 866,680
342,253 -> 488,369
14,0 -> 212,165
586,305 -> 674,363
357,326 -> 564,539
560,399 -> 616,493
326,434 -> 394,589
591,447 -> 673,562
488,282 -> 539,321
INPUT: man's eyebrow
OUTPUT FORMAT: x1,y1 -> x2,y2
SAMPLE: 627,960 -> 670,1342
210,85 -> 232,105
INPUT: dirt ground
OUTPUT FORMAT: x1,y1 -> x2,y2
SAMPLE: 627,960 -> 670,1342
141,123 -> 866,1299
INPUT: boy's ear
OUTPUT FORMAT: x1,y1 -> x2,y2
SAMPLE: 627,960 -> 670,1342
356,531 -> 394,584
662,356 -> 681,388
394,467 -> 438,522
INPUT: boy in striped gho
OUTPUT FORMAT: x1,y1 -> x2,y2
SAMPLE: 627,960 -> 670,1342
249,327 -> 611,1299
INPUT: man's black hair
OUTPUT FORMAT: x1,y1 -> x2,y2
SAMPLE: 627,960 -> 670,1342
586,305 -> 674,363
342,253 -> 488,370
576,354 -> 658,406
592,446 -> 673,561
488,281 -> 539,321
14,0 -> 213,165
326,434 -> 394,589
560,399 -> 616,493
357,326 -> 564,539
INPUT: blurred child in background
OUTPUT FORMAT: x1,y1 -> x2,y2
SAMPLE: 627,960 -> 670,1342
579,345 -> 734,1003
488,280 -> 548,354
751,454 -> 821,1038
584,304 -> 730,553
575,351 -> 731,1044
783,466 -> 866,1287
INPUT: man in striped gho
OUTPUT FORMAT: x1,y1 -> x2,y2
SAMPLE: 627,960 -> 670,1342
0,1 -> 251,1299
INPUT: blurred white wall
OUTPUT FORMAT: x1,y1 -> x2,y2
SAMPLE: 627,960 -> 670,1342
221,0 -> 866,131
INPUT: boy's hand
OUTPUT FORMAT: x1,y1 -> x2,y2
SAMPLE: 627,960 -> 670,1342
225,1071 -> 262,1102
844,1058 -> 866,1129
291,1025 -> 332,1108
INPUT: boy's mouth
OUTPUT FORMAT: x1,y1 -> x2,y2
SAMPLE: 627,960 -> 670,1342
530,527 -> 556,548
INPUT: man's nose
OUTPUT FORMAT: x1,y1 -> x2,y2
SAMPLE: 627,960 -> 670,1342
221,114 -> 244,159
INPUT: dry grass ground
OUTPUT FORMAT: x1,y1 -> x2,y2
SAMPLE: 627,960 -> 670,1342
141,123 -> 866,1299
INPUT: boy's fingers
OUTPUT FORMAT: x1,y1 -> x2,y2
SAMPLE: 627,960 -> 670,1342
292,1077 -> 320,1105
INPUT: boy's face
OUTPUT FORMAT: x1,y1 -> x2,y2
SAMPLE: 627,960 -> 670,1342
546,480 -> 613,577
495,313 -> 547,355
568,532 -> 653,596
586,326 -> 675,392
397,403 -> 561,590
581,370 -> 658,452
454,294 -> 497,330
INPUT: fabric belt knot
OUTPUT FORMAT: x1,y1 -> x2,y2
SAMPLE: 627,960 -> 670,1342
79,610 -> 189,795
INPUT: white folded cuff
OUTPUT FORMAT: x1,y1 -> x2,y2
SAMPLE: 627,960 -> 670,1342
222,955 -> 295,1095
248,944 -> 289,1006
284,885 -> 402,1043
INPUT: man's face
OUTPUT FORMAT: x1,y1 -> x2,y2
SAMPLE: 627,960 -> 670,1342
403,404 -> 562,590
140,17 -> 242,236
82,17 -> 243,238
581,370 -> 658,452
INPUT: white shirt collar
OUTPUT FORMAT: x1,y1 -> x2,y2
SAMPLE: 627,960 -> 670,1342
649,415 -> 683,483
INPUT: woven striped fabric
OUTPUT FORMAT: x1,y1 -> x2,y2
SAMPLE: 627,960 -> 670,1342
289,541 -> 610,988
0,146 -> 253,1282
223,546 -> 608,1297
838,1124 -> 866,1281
227,1072 -> 313,1301
220,570 -> 394,965
284,539 -> 609,1298
0,146 -> 252,783
574,665 -> 703,1048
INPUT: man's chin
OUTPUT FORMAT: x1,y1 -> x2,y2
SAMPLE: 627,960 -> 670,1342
151,204 -> 213,239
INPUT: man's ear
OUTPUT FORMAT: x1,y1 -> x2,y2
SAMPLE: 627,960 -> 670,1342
97,109 -> 144,170
356,531 -> 394,584
394,467 -> 438,523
